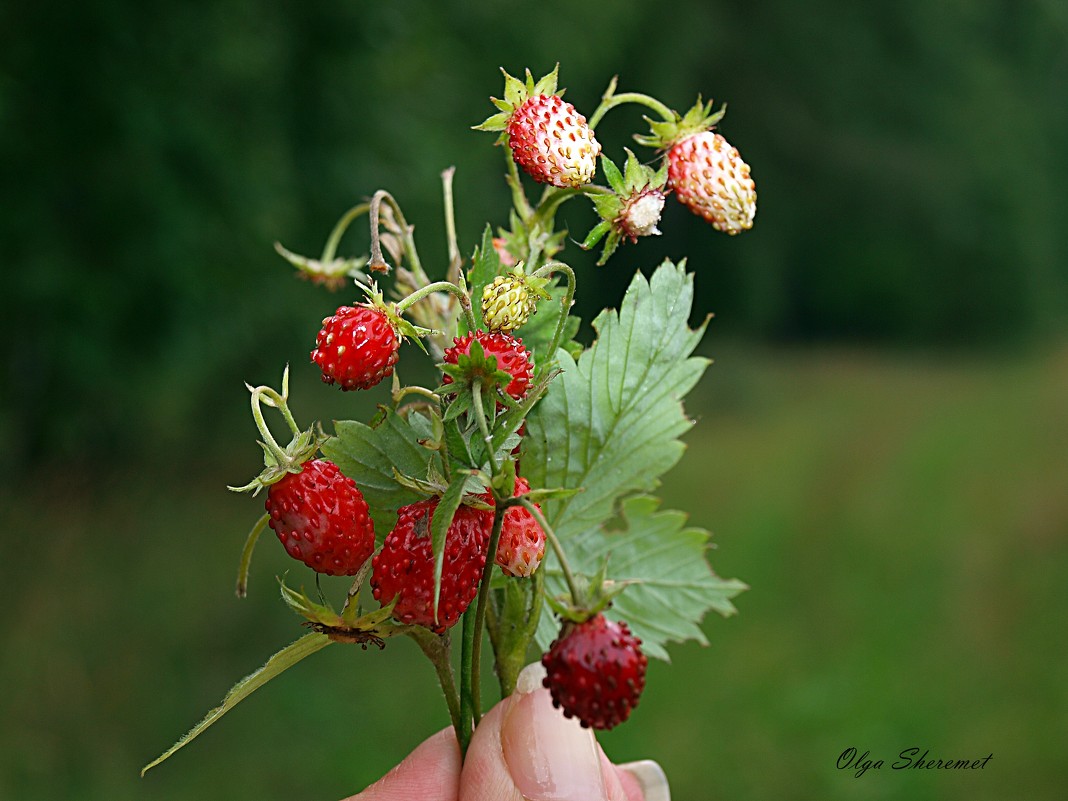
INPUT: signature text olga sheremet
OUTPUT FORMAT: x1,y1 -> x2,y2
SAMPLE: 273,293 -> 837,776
837,747 -> 993,778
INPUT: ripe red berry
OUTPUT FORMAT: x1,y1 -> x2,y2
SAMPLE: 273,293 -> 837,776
370,498 -> 493,633
494,477 -> 546,578
541,614 -> 648,730
442,331 -> 534,399
264,459 -> 375,576
311,304 -> 400,390
508,94 -> 601,188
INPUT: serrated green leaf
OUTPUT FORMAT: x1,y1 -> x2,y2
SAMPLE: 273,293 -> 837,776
141,633 -> 331,775
322,410 -> 440,535
536,495 -> 747,660
525,260 -> 709,540
431,474 -> 469,623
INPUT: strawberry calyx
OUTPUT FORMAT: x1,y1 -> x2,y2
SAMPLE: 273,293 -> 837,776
581,149 -> 669,265
274,241 -> 367,291
472,64 -> 562,142
633,96 -> 727,151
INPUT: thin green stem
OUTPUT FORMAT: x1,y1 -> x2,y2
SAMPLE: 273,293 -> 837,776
469,505 -> 506,724
520,498 -> 582,606
255,386 -> 301,436
441,167 -> 462,284
531,261 -> 576,362
395,280 -> 477,331
459,608 -> 476,752
505,146 -> 534,223
588,91 -> 674,130
320,202 -> 371,264
471,380 -> 499,477
407,629 -> 463,739
249,388 -> 289,464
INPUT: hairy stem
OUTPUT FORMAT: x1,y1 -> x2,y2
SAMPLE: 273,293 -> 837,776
441,167 -> 462,283
395,280 -> 477,331
531,261 -> 576,363
471,380 -> 500,477
469,505 -> 506,724
588,91 -> 674,130
407,629 -> 463,740
320,202 -> 371,264
520,498 -> 582,607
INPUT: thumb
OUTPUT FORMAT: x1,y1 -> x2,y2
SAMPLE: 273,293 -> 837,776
460,664 -> 670,801
342,727 -> 461,801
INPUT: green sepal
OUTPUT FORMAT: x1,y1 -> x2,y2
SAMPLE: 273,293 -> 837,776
595,231 -> 623,267
274,241 -> 367,290
235,512 -> 270,598
633,96 -> 727,150
227,424 -> 325,496
431,474 -> 470,624
601,154 -> 626,194
442,390 -> 473,423
140,633 -> 332,776
472,110 -> 513,132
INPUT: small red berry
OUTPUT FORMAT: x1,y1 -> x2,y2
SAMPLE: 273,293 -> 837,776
666,131 -> 756,235
311,304 -> 400,390
541,614 -> 648,730
264,459 -> 375,576
370,498 -> 493,633
494,477 -> 545,578
442,331 -> 534,400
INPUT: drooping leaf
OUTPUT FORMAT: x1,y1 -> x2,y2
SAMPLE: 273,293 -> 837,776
322,409 -> 440,535
536,495 -> 747,660
431,474 -> 469,623
141,634 -> 331,775
525,259 -> 709,540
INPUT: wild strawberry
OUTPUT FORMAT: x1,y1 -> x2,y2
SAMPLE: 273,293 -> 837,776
311,304 -> 400,390
475,66 -> 600,188
481,271 -> 546,332
264,459 -> 375,576
541,614 -> 648,730
508,94 -> 600,188
667,131 -> 756,235
582,149 -> 668,265
494,477 -> 546,578
370,498 -> 493,633
442,331 -> 534,400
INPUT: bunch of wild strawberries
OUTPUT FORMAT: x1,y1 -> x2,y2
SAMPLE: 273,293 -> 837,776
145,64 -> 755,777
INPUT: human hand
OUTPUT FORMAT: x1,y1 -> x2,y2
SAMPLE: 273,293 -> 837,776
344,664 -> 669,801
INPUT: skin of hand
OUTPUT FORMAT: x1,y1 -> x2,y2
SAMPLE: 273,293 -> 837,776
344,663 -> 669,801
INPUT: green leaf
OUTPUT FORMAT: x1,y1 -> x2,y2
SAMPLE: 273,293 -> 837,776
431,474 -> 468,623
525,259 -> 709,539
322,409 -> 440,535
141,634 -> 331,775
537,496 -> 747,659
466,225 -> 501,332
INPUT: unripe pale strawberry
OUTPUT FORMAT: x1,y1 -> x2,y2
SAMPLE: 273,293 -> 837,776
667,131 -> 756,235
481,274 -> 537,332
508,94 -> 601,188
494,477 -> 546,578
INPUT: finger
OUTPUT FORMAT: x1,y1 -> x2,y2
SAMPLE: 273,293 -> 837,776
460,664 -> 668,801
342,727 -> 461,801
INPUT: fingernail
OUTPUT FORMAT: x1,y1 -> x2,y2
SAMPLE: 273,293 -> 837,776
501,664 -> 607,801
618,760 -> 670,801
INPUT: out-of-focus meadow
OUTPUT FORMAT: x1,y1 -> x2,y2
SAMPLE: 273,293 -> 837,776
3,2 -> 1067,800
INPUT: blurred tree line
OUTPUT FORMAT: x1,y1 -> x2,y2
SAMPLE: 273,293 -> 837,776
3,0 -> 1066,470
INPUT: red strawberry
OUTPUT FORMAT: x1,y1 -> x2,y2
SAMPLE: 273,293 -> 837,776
666,131 -> 756,235
508,94 -> 601,188
494,477 -> 546,578
311,304 -> 400,390
443,331 -> 534,400
265,459 -> 375,576
370,498 -> 493,633
541,614 -> 648,730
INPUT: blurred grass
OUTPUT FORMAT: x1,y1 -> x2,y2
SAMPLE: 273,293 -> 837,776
2,344 -> 1066,800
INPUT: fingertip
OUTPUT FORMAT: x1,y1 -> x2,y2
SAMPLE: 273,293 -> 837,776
343,728 -> 461,801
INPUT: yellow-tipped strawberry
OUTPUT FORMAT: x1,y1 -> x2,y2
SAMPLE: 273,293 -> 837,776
475,65 -> 601,188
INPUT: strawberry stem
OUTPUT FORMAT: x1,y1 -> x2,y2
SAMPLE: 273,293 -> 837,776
248,387 -> 291,466
320,202 -> 371,265
406,628 -> 463,740
504,146 -> 534,223
471,379 -> 499,476
395,280 -> 477,332
588,91 -> 674,131
531,261 -> 576,364
519,498 -> 582,607
466,503 -> 507,734
441,166 -> 462,283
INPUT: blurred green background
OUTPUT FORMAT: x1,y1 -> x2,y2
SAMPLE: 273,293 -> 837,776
2,1 -> 1067,799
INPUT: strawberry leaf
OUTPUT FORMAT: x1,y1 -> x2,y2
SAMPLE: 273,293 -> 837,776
323,410 -> 440,536
525,259 -> 709,538
466,225 -> 501,332
535,495 -> 747,660
431,474 -> 469,624
141,633 -> 332,775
